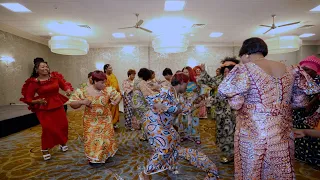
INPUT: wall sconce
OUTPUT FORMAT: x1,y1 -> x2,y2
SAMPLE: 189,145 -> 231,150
0,55 -> 15,65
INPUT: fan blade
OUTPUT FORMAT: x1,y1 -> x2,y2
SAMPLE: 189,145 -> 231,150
278,21 -> 300,27
139,27 -> 152,33
136,20 -> 143,27
260,25 -> 272,27
118,26 -> 135,29
263,28 -> 272,34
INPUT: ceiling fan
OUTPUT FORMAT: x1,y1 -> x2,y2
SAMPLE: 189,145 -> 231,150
118,13 -> 152,33
260,15 -> 300,34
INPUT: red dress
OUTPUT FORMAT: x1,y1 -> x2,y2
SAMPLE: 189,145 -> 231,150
20,72 -> 73,150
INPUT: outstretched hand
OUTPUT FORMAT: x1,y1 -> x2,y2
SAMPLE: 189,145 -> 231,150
200,64 -> 206,71
293,129 -> 306,138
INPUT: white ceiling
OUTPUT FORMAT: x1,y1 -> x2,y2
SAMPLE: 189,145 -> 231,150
0,0 -> 319,47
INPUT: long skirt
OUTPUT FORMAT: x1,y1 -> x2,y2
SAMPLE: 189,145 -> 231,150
83,114 -> 118,163
36,106 -> 68,150
123,92 -> 134,129
110,104 -> 120,125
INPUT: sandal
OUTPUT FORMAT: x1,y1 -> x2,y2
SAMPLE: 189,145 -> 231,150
60,145 -> 68,152
41,150 -> 51,161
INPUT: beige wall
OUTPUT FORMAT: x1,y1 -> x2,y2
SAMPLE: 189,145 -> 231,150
0,30 -> 319,106
0,30 -> 50,105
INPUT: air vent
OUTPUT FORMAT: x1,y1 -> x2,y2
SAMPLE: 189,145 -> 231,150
78,24 -> 91,29
192,24 -> 206,28
298,25 -> 315,29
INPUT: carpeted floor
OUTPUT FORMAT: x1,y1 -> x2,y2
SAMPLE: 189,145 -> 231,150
0,110 -> 320,180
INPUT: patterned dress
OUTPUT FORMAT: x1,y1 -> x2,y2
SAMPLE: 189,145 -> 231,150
69,87 -> 121,163
143,87 -> 219,179
179,82 -> 201,142
122,79 -> 135,129
198,73 -> 235,158
293,75 -> 320,165
20,72 -> 73,150
218,63 -> 320,180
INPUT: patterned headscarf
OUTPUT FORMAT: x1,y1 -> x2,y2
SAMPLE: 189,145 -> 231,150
299,55 -> 320,75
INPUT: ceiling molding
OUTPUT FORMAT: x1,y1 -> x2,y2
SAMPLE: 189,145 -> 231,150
0,22 -> 48,46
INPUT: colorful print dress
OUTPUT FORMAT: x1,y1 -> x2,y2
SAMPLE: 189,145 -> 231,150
218,63 -> 320,180
198,73 -> 235,158
69,86 -> 121,163
293,75 -> 320,165
179,82 -> 201,142
143,87 -> 219,179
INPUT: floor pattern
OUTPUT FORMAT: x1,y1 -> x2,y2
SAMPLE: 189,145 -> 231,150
0,110 -> 320,180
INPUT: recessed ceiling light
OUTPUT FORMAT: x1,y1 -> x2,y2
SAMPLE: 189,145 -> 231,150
209,32 -> 223,37
310,5 -> 320,12
299,33 -> 315,38
190,34 -> 194,36
129,34 -> 134,37
164,1 -> 185,11
112,33 -> 126,38
0,3 -> 31,13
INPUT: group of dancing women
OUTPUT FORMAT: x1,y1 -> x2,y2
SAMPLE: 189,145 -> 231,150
20,37 -> 320,180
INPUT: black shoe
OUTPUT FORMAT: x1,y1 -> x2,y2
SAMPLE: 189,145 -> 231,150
89,162 -> 104,167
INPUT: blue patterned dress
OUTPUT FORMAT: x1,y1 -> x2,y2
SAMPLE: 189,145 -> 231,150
180,82 -> 201,142
143,87 -> 219,179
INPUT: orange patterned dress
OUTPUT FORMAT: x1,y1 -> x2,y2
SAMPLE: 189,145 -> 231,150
69,86 -> 121,163
218,63 -> 320,180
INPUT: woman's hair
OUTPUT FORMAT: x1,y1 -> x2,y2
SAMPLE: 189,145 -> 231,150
182,66 -> 197,83
88,72 -> 93,78
171,73 -> 189,86
31,61 -> 49,78
103,64 -> 110,73
162,68 -> 173,76
149,70 -> 155,75
91,70 -> 106,82
239,37 -> 268,57
221,56 -> 240,64
138,68 -> 152,81
193,66 -> 201,73
34,57 -> 44,64
127,69 -> 136,77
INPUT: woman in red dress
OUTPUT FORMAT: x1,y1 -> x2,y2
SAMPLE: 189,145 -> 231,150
20,59 -> 73,160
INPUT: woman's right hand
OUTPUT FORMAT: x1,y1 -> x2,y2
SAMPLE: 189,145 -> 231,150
81,99 -> 92,108
36,98 -> 47,105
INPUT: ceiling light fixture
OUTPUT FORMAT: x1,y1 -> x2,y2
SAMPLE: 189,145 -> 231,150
0,3 -> 31,12
310,5 -> 320,12
164,0 -> 186,11
49,36 -> 89,55
299,33 -> 315,38
190,34 -> 194,36
112,33 -> 126,38
265,36 -> 302,54
152,34 -> 189,54
209,32 -> 223,37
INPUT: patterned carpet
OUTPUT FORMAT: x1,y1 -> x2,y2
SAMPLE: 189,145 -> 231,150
0,110 -> 320,180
